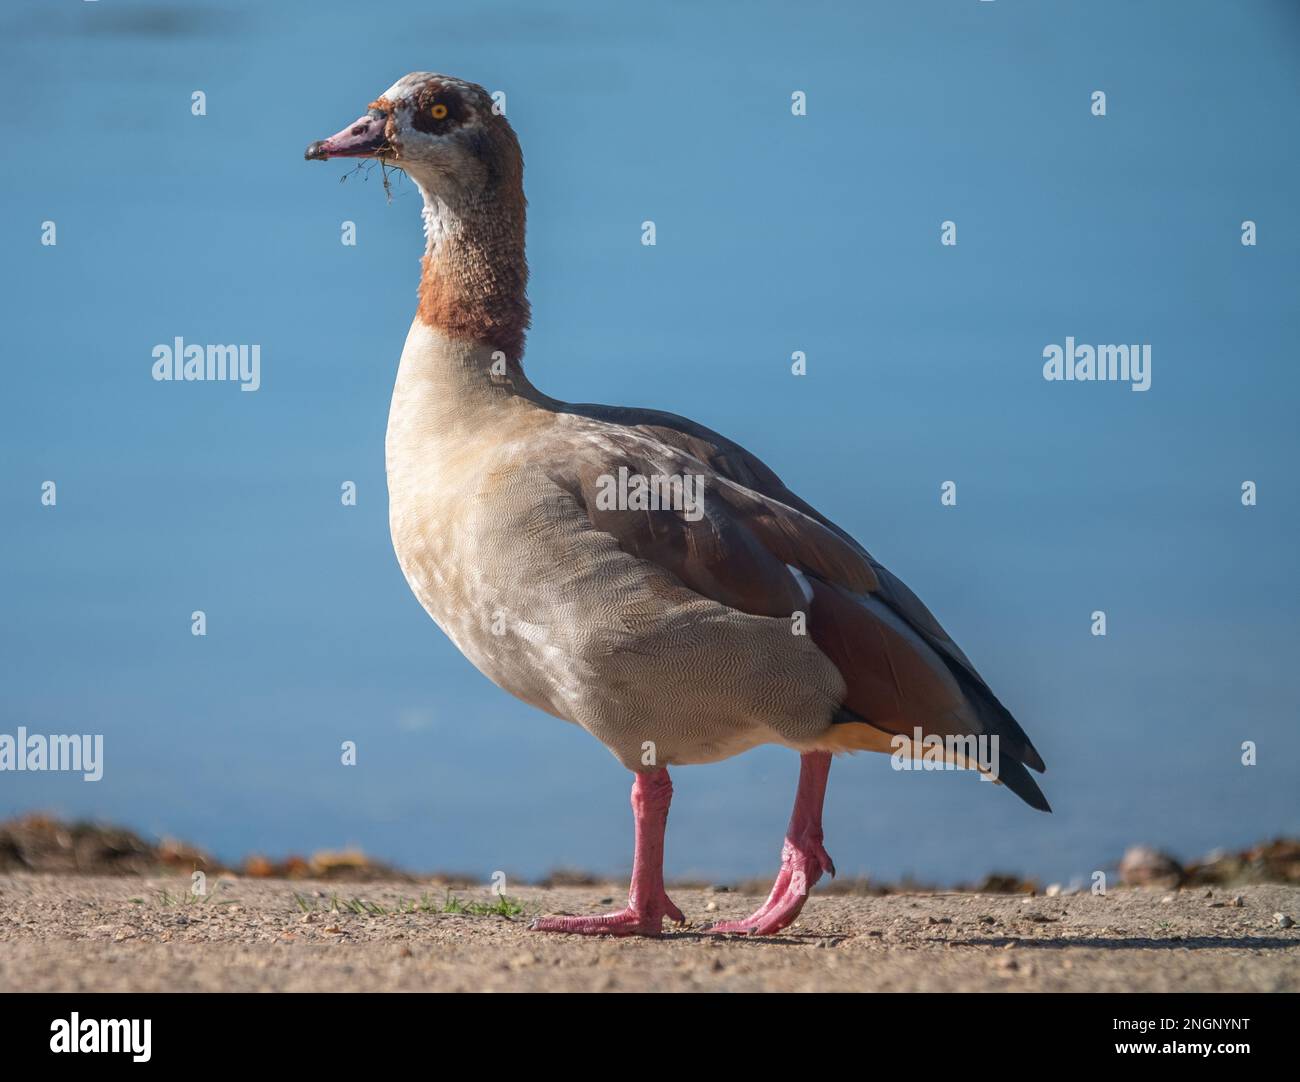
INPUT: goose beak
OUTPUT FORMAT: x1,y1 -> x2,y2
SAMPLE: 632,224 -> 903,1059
305,112 -> 391,161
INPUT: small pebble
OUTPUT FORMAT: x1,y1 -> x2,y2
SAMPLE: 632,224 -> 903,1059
1275,913 -> 1294,928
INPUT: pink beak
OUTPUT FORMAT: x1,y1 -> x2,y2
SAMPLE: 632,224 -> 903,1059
305,111 -> 391,161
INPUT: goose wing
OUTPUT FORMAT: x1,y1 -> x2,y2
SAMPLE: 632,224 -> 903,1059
550,408 -> 1048,809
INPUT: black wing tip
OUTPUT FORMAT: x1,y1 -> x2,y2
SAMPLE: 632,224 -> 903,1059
928,650 -> 1048,774
1028,791 -> 1053,814
827,710 -> 1052,811
996,756 -> 1052,813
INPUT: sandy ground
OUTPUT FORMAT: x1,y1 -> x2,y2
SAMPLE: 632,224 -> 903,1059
0,874 -> 1295,992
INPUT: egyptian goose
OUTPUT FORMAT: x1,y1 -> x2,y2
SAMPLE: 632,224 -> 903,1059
306,73 -> 1049,937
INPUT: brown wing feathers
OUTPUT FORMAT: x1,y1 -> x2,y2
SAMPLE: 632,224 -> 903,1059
808,576 -> 1051,812
865,562 -> 1047,774
555,410 -> 1048,810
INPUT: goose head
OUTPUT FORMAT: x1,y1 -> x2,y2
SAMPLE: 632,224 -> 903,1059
306,72 -> 531,363
304,72 -> 520,201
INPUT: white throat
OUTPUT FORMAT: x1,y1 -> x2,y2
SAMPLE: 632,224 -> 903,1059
416,182 -> 457,255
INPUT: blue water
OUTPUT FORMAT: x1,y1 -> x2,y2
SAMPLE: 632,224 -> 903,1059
1,0 -> 1297,886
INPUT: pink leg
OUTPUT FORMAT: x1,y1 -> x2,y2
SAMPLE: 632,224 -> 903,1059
531,768 -> 685,937
705,751 -> 835,936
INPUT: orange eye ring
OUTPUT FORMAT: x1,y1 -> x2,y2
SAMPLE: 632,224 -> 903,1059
430,103 -> 448,120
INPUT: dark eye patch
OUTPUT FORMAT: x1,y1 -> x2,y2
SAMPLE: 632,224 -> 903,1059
410,84 -> 470,135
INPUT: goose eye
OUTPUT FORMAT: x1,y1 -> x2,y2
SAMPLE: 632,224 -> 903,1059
430,103 -> 448,120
